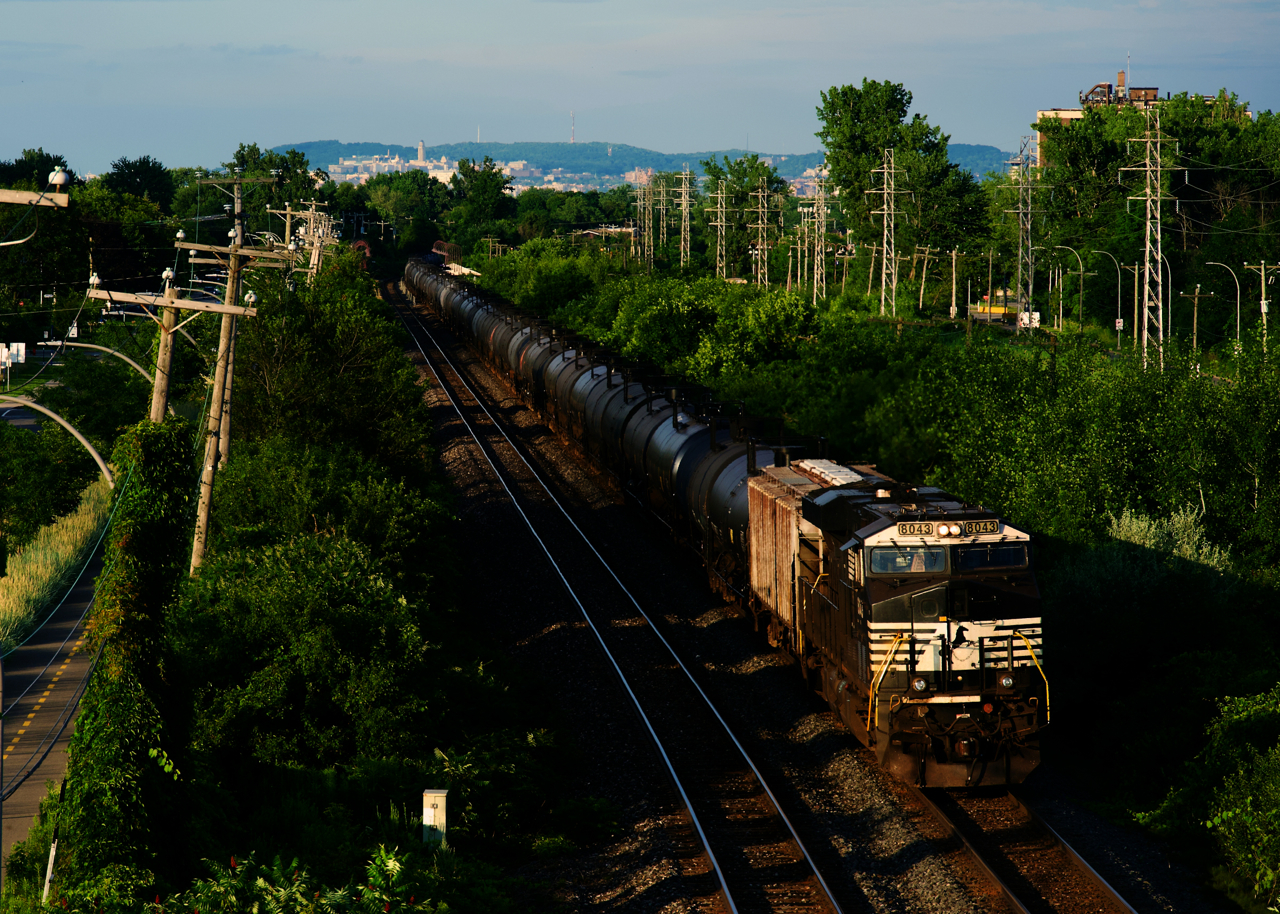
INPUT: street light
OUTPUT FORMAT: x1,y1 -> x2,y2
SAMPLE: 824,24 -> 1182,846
1055,245 -> 1086,333
1092,250 -> 1122,349
1206,262 -> 1241,342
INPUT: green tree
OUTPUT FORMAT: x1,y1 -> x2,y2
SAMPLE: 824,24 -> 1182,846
446,157 -> 515,254
102,155 -> 175,213
817,79 -> 987,254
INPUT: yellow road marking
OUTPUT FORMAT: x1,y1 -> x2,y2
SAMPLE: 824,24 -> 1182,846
37,698 -> 45,704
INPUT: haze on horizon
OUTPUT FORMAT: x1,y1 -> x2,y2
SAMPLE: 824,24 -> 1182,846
2,0 -> 1276,175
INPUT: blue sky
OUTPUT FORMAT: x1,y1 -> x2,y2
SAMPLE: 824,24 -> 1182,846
2,0 -> 1276,174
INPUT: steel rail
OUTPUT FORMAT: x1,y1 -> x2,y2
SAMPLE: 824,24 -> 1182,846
397,286 -> 846,913
1009,793 -> 1141,914
909,787 -> 1032,914
912,787 -> 1140,914
395,301 -> 742,914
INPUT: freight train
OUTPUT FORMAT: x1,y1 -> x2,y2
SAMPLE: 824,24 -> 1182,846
403,260 -> 1046,788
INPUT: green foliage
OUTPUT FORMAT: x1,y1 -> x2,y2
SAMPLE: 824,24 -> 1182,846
0,420 -> 96,553
1030,91 -> 1280,346
1206,737 -> 1280,910
102,156 -> 175,214
93,418 -> 195,653
34,322 -> 154,453
171,843 -> 520,914
169,535 -> 441,768
365,170 -> 452,253
512,186 -> 632,240
210,436 -> 451,598
232,252 -> 434,485
446,158 -> 517,254
475,237 -> 614,316
817,79 -> 987,253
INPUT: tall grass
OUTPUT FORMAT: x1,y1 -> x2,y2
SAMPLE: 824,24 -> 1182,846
0,477 -> 113,650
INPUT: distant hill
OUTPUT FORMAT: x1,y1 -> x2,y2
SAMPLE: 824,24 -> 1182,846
274,140 -> 1011,180
948,144 -> 1014,177
274,140 -> 824,177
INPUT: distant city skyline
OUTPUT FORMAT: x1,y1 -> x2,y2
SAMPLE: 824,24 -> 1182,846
2,0 -> 1275,175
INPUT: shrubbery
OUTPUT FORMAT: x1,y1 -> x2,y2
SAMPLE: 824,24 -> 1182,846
5,252 -> 602,913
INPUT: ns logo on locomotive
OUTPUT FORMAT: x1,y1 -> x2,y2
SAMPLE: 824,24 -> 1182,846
404,260 -> 1046,789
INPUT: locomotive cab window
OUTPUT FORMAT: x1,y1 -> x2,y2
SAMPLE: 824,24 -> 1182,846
869,545 -> 946,575
952,543 -> 1029,572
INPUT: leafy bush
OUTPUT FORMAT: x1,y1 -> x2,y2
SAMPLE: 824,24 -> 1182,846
210,436 -> 452,598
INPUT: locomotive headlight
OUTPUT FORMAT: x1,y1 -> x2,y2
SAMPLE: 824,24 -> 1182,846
911,676 -> 929,693
937,525 -> 951,537
948,523 -> 962,536
999,673 -> 1015,689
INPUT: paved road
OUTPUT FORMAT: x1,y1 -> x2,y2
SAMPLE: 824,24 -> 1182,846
0,545 -> 100,873
1,405 -> 38,433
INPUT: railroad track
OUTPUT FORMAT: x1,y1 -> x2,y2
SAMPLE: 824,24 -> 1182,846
392,286 -> 844,914
912,787 -> 1140,914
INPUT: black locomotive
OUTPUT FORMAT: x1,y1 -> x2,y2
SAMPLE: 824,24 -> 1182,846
403,261 -> 1046,788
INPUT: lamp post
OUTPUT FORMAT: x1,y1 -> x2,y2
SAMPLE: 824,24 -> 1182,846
1055,245 -> 1086,333
1093,250 -> 1122,349
1206,262 -> 1242,343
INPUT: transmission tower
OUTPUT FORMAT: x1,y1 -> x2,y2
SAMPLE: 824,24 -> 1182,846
1122,111 -> 1174,368
644,181 -> 655,270
707,179 -> 728,279
678,167 -> 692,267
1006,136 -> 1037,330
750,177 -> 770,285
657,179 -> 669,250
868,148 -> 907,316
812,179 -> 829,304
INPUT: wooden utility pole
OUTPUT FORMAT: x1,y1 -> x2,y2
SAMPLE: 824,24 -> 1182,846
1122,264 -> 1140,350
1244,261 -> 1277,354
865,243 -> 882,297
986,249 -> 995,318
87,278 -> 257,421
915,245 -> 937,311
1179,284 -> 1210,350
950,248 -> 960,319
181,175 -> 285,573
